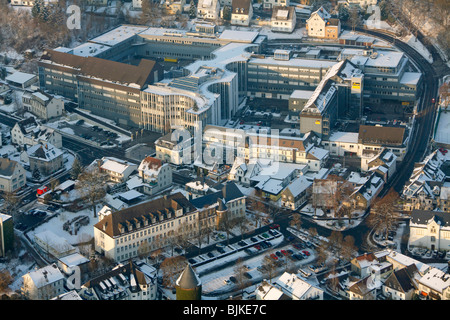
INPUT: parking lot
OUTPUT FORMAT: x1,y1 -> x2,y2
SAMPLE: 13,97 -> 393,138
184,227 -> 322,297
60,120 -> 119,147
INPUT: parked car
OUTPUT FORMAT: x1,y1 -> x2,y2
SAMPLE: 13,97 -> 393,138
302,250 -> 310,256
244,272 -> 252,279
270,253 -> 278,260
229,276 -> 237,283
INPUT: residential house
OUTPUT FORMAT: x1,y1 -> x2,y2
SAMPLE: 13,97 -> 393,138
126,156 -> 172,195
306,6 -> 341,39
253,162 -> 304,202
0,158 -> 26,193
231,0 -> 253,26
155,132 -> 193,165
0,213 -> 14,258
417,266 -> 450,300
21,264 -> 65,300
350,251 -> 389,278
361,148 -> 397,182
349,172 -> 384,210
98,157 -> 138,184
57,252 -> 91,290
79,260 -> 158,300
408,209 -> 450,252
279,175 -> 312,210
197,0 -> 221,20
255,280 -> 290,300
402,149 -> 449,212
382,264 -> 419,300
22,90 -> 64,120
185,176 -> 224,199
274,272 -> 324,300
24,143 -> 64,177
263,0 -> 289,10
271,6 -> 296,33
347,274 -> 380,300
11,118 -> 62,148
358,124 -> 409,162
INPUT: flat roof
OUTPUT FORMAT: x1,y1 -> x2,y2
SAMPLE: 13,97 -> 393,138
219,30 -> 259,43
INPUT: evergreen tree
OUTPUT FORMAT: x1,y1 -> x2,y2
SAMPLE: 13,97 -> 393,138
223,5 -> 231,21
189,0 -> 197,19
70,158 -> 84,180
31,0 -> 42,19
32,167 -> 41,181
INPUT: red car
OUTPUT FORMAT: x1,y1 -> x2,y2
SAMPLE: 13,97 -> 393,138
302,250 -> 310,256
281,250 -> 289,256
270,253 -> 278,260
270,224 -> 280,230
254,245 -> 261,250
431,98 -> 436,104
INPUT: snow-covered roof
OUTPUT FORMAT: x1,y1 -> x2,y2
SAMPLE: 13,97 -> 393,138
328,131 -> 359,143
26,264 -> 64,288
219,30 -> 260,43
400,72 -> 422,86
419,267 -> 450,293
5,71 -> 37,85
284,175 -> 312,197
101,157 -> 137,174
58,253 -> 90,267
118,190 -> 143,201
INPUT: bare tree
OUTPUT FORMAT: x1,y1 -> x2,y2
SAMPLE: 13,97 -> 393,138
261,253 -> 278,284
233,258 -> 250,295
76,166 -> 107,218
290,213 -> 302,230
160,256 -> 188,288
1,192 -> 20,219
367,189 -> 401,241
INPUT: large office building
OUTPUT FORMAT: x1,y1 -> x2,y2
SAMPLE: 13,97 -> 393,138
39,24 -> 422,134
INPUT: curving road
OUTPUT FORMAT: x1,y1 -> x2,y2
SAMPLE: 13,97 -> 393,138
350,26 -> 445,197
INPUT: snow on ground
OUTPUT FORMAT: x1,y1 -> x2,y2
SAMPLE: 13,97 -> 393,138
401,33 -> 433,64
26,206 -> 98,246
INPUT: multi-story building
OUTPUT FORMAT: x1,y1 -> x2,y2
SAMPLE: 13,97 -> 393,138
21,264 -> 65,300
231,0 -> 253,26
98,157 -> 138,184
299,59 -> 364,139
197,0 -> 221,20
21,90 -> 64,120
10,117 -> 62,148
133,156 -> 172,195
0,158 -> 26,193
409,209 -> 450,252
263,0 -> 289,10
79,260 -> 158,300
247,53 -> 337,100
271,6 -> 296,33
94,193 -> 199,262
306,6 -> 341,39
346,49 -> 422,106
25,143 -> 64,177
190,181 -> 246,229
38,49 -> 163,128
402,149 -> 450,212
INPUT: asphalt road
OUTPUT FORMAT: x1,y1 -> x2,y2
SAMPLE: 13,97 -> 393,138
351,26 -> 444,198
